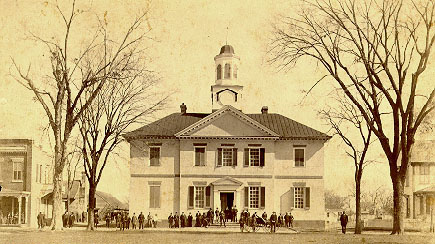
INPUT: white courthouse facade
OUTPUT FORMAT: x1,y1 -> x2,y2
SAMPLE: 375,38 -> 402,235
125,45 -> 331,228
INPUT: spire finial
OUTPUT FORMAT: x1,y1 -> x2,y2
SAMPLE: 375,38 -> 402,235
226,26 -> 229,45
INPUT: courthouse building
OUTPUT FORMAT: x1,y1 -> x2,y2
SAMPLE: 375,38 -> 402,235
125,45 -> 331,228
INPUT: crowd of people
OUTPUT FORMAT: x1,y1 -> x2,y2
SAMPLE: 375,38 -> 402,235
0,212 -> 25,225
102,212 -> 157,230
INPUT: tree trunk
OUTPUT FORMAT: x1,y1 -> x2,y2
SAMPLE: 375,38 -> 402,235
355,178 -> 362,234
391,175 -> 405,234
50,171 -> 63,230
87,184 -> 97,230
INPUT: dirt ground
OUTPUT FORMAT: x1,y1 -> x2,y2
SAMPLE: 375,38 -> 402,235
0,228 -> 433,244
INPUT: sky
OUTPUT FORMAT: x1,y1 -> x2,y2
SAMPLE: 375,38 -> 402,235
0,0 -> 433,202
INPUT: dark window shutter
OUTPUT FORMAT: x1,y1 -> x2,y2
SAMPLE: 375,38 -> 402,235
188,186 -> 194,208
260,148 -> 265,167
217,148 -> 222,167
260,186 -> 265,208
290,187 -> 294,208
244,187 -> 249,208
206,186 -> 211,207
305,187 -> 310,209
244,149 -> 249,167
233,148 -> 238,166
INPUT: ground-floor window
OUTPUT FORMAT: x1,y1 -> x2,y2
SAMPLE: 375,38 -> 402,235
149,185 -> 161,208
195,186 -> 205,208
292,186 -> 310,209
249,187 -> 259,208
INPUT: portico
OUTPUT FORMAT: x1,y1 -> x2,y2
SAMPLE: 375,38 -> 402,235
0,188 -> 30,225
211,177 -> 242,211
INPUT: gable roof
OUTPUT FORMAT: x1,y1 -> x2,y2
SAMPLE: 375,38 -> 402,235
175,106 -> 279,138
124,110 -> 330,140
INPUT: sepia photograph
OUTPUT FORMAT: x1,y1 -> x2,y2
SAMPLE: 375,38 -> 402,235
0,0 -> 434,243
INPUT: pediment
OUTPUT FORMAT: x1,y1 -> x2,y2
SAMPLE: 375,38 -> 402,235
211,176 -> 243,186
175,105 -> 279,138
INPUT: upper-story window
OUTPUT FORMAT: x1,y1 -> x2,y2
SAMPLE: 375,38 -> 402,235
217,148 -> 237,167
224,63 -> 231,79
216,64 -> 222,80
12,158 -> 24,182
419,165 -> 430,184
244,148 -> 265,167
195,147 -> 206,166
294,148 -> 305,167
149,147 -> 161,166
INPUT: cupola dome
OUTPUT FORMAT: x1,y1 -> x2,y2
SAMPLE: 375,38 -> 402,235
219,45 -> 235,54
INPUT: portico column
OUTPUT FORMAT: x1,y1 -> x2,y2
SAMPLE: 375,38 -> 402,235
213,190 -> 220,211
11,197 -> 14,216
17,197 -> 22,225
24,196 -> 28,224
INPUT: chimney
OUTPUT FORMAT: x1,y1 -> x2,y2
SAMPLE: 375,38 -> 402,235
180,103 -> 187,114
261,106 -> 268,114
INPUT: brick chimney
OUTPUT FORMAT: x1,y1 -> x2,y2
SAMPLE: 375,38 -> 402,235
180,103 -> 187,114
261,106 -> 268,114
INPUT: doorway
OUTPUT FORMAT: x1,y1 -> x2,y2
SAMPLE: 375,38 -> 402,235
220,192 -> 234,211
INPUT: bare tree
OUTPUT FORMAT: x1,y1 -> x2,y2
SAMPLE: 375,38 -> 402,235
12,0 -> 151,230
320,93 -> 373,234
65,140 -> 83,213
270,0 -> 435,234
325,189 -> 346,209
78,64 -> 167,230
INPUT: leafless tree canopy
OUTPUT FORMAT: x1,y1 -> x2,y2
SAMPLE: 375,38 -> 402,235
11,0 -> 154,230
270,0 -> 435,234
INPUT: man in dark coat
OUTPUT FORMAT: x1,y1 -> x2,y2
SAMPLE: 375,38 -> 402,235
340,211 -> 349,234
180,212 -> 186,228
289,212 -> 294,228
168,213 -> 174,228
187,212 -> 193,227
105,213 -> 111,228
270,212 -> 277,233
195,211 -> 200,227
174,212 -> 180,228
232,206 -> 238,222
37,212 -> 43,229
138,212 -> 145,229
284,212 -> 289,228
219,210 -> 226,227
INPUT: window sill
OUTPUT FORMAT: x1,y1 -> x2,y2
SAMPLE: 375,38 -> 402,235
149,165 -> 161,167
11,180 -> 23,183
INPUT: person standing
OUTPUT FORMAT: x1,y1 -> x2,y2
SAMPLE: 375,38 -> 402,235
180,212 -> 186,228
131,213 -> 138,229
219,210 -> 226,227
289,212 -> 294,228
278,213 -> 283,227
138,212 -> 145,229
37,212 -> 43,229
233,206 -> 238,222
187,212 -> 193,227
174,212 -> 180,228
340,211 -> 349,234
94,212 -> 99,228
215,208 -> 220,223
127,214 -> 131,229
147,212 -> 152,228
262,212 -> 267,221
168,213 -> 174,228
284,212 -> 289,228
106,213 -> 111,228
270,212 -> 277,233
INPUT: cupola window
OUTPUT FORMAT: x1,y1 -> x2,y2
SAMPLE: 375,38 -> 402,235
217,64 -> 222,80
233,65 -> 238,79
224,63 -> 231,79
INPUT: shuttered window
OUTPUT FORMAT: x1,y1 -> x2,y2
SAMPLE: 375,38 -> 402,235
217,148 -> 237,167
149,147 -> 160,166
294,148 -> 305,167
149,185 -> 160,208
188,186 -> 194,208
195,186 -> 205,208
291,186 -> 311,209
245,186 -> 266,209
205,186 -> 211,208
244,148 -> 265,167
195,147 -> 206,166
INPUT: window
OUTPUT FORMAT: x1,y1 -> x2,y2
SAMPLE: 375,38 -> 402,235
249,187 -> 260,208
217,148 -> 237,167
195,147 -> 206,166
249,149 -> 260,166
294,187 -> 305,209
36,164 -> 42,183
224,63 -> 231,79
294,148 -> 305,167
222,148 -> 233,166
292,186 -> 310,209
233,65 -> 238,79
12,158 -> 24,181
216,64 -> 222,80
149,147 -> 160,166
195,186 -> 205,208
419,165 -> 430,184
149,185 -> 161,208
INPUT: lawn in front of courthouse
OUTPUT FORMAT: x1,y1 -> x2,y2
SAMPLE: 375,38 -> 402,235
0,228 -> 433,244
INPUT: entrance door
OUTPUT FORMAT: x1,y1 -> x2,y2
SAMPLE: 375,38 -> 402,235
220,192 -> 234,211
